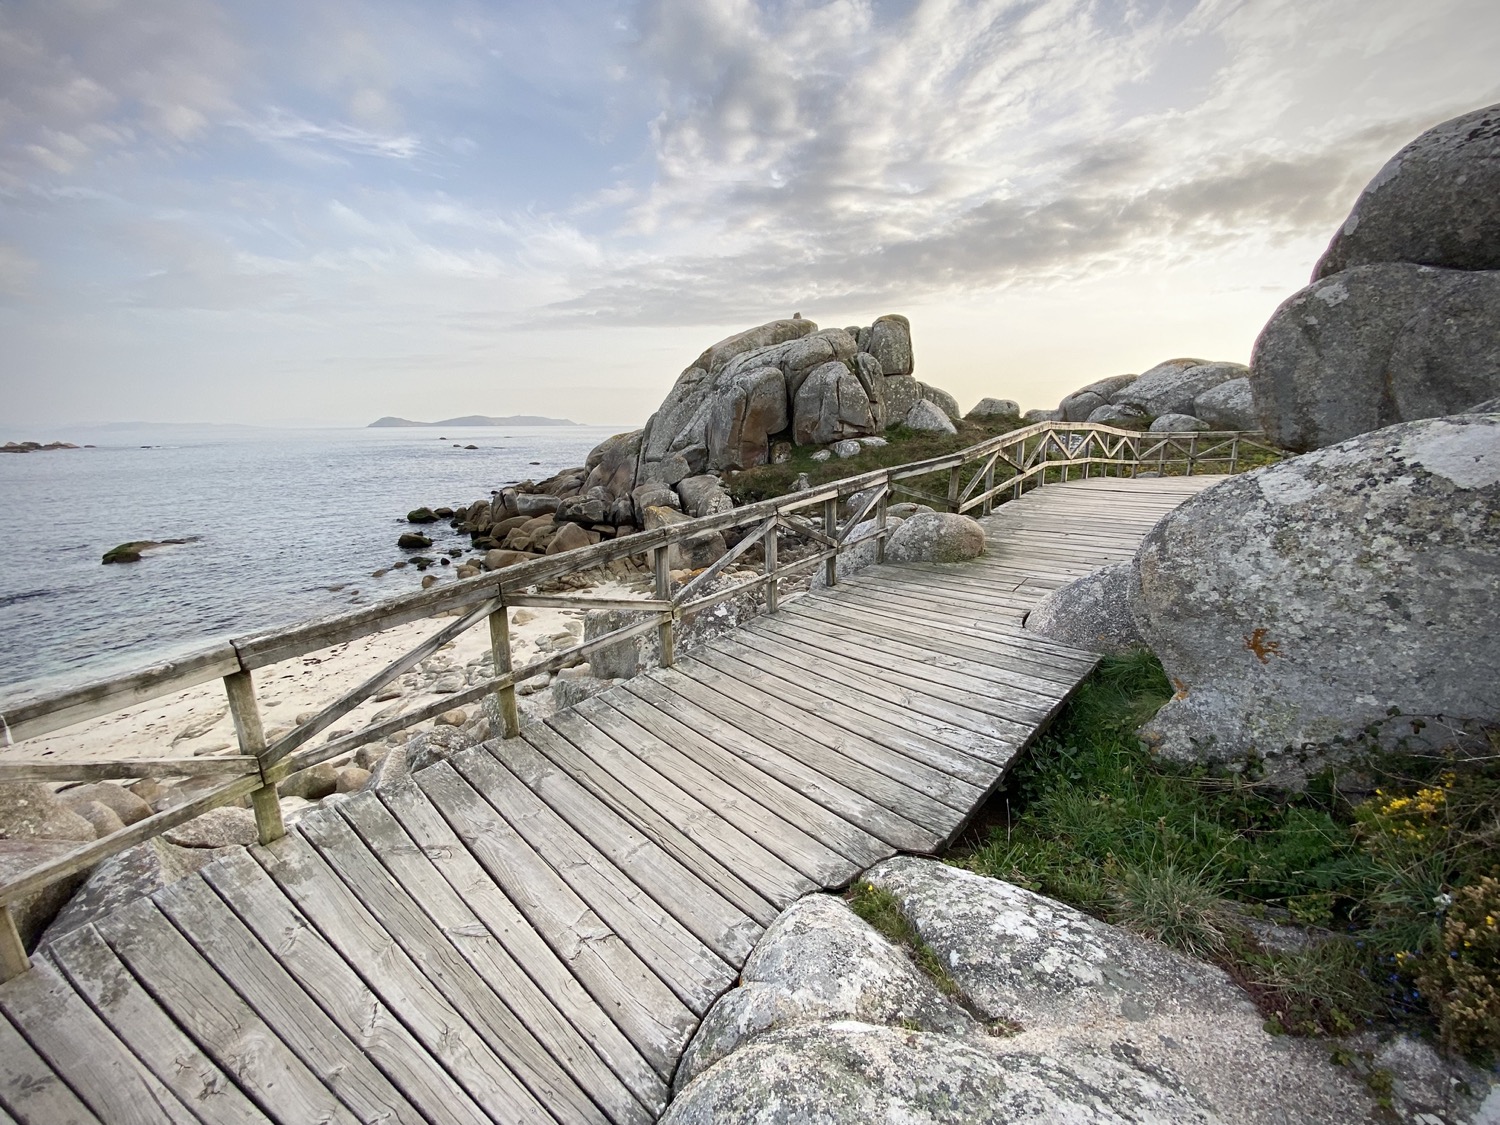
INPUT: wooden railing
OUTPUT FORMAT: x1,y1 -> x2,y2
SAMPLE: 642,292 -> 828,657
0,421 -> 1281,978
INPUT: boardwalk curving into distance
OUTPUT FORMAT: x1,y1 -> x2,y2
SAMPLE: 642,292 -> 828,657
0,475 -> 1220,1125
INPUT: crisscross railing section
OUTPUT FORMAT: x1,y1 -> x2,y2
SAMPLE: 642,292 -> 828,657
0,420 -> 1280,978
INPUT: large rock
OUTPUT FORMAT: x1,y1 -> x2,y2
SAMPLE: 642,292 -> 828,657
0,782 -> 95,843
583,607 -> 647,680
1148,412 -> 1208,432
664,1020 -> 1215,1125
1115,360 -> 1243,418
1057,373 -> 1138,421
966,398 -> 1019,420
1315,103 -> 1500,280
642,505 -> 727,569
884,512 -> 984,564
864,313 -> 913,376
41,838 -> 214,947
1084,402 -> 1150,429
901,398 -> 956,435
792,361 -> 876,446
1250,263 -> 1500,451
705,366 -> 788,469
861,858 -> 1389,1125
164,807 -> 260,849
1133,415 -> 1500,776
692,317 -> 816,378
676,894 -> 970,1088
1191,377 -> 1259,431
918,384 -> 961,421
581,429 -> 643,502
881,374 -> 924,425
1023,561 -> 1144,654
675,474 -> 734,519
1022,407 -> 1061,423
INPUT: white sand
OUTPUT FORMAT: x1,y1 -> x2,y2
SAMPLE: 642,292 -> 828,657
18,573 -> 654,771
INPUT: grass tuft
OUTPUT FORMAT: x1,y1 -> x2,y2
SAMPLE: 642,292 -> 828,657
847,881 -> 960,997
952,650 -> 1500,1057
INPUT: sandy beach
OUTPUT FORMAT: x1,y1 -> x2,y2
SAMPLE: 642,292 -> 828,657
18,572 -> 657,772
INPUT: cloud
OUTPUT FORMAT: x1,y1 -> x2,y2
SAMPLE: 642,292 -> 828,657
235,108 -> 424,162
0,244 -> 36,298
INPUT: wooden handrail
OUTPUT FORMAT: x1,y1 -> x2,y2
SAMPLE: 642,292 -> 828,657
0,420 -> 1282,970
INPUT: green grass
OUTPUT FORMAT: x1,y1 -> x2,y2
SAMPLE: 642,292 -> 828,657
725,416 -> 1027,505
951,651 -> 1500,1057
847,881 -> 960,997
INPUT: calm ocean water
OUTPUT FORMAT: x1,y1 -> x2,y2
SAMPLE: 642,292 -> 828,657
0,424 -> 626,695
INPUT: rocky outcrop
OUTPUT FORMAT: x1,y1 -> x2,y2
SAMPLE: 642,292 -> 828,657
1024,562 -> 1144,655
40,838 -> 215,947
902,398 -> 956,434
669,859 -> 1391,1125
1314,103 -> 1500,279
1251,264 -> 1500,451
675,894 -> 971,1089
864,314 -> 914,376
1148,412 -> 1208,432
1253,106 -> 1500,451
966,398 -> 1019,420
1192,377 -> 1258,431
883,512 -> 985,564
1114,359 -> 1244,418
1133,415 -> 1500,777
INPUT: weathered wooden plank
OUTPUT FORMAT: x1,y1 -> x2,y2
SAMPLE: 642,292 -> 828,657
0,757 -> 258,784
487,735 -> 760,964
375,778 -> 667,1116
742,629 -> 1038,746
519,722 -> 779,928
48,924 -> 272,1125
814,584 -> 1099,672
690,645 -> 1001,786
293,805 -> 610,1125
0,958 -> 198,1124
152,873 -> 431,1125
625,675 -> 939,852
331,792 -> 652,1125
252,833 -> 560,1125
748,615 -> 1058,726
93,897 -> 362,1125
414,762 -> 695,1080
700,635 -> 1013,763
779,600 -> 1085,699
0,1002 -> 101,1125
554,701 -> 839,894
447,749 -> 734,1016
199,849 -> 493,1125
0,643 -> 241,744
673,656 -> 984,812
650,668 -> 965,835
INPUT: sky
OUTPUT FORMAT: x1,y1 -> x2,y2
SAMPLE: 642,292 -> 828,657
2,0 -> 1498,431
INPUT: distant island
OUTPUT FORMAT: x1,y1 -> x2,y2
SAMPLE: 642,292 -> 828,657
368,415 -> 579,428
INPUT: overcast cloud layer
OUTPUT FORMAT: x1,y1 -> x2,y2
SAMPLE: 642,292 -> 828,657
2,0 -> 1497,427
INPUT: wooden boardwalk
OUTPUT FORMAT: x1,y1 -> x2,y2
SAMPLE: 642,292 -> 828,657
0,476 -> 1219,1125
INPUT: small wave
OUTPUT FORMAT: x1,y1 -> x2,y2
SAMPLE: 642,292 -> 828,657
0,588 -> 58,610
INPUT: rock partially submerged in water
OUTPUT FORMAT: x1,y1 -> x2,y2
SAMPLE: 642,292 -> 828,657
101,537 -> 197,563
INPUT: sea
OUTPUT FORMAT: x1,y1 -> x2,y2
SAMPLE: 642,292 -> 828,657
0,424 -> 627,697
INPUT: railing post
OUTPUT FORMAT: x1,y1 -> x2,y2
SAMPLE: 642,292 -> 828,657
763,521 -> 780,613
823,497 -> 839,587
946,466 -> 961,513
982,463 -> 995,515
224,669 -> 285,845
653,544 -> 676,666
487,601 -> 520,739
1186,434 -> 1197,476
875,490 -> 888,563
1230,435 -> 1240,473
0,904 -> 29,982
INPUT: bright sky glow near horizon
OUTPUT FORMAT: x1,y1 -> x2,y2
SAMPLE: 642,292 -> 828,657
2,0 -> 1498,432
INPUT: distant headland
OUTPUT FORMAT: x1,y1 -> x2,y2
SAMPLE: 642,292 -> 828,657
367,414 -> 579,428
